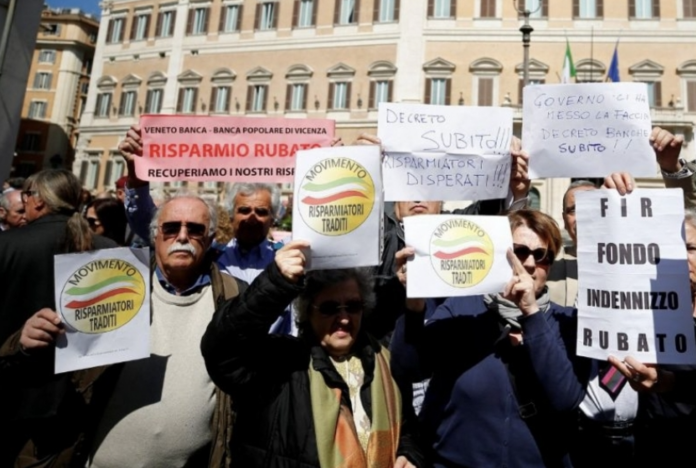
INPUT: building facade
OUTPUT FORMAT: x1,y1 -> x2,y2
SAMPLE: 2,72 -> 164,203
75,0 -> 696,222
13,7 -> 98,178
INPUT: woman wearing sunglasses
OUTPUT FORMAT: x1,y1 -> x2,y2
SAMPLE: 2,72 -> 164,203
201,240 -> 425,468
85,198 -> 128,245
391,210 -> 590,468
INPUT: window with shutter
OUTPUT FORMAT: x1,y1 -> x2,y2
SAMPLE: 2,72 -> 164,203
685,0 -> 696,18
478,78 -> 494,106
687,81 -> 696,112
480,0 -> 496,18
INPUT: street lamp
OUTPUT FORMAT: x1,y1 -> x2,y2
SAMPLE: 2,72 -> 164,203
512,1 -> 542,87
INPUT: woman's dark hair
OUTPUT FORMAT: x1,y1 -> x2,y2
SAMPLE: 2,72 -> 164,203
24,169 -> 92,252
90,198 -> 128,245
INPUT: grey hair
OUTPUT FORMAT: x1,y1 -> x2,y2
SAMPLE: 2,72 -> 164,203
149,191 -> 218,243
685,208 -> 696,230
0,190 -> 13,214
223,182 -> 281,217
294,268 -> 376,329
562,180 -> 598,211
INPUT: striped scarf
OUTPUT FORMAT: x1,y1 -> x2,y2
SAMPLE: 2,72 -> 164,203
309,346 -> 401,468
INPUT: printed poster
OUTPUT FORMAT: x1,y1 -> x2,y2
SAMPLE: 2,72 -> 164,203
404,215 -> 513,298
136,115 -> 335,182
576,189 -> 696,364
292,145 -> 383,270
54,247 -> 150,373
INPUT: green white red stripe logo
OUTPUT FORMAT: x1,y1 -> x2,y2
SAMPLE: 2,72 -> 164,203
432,237 -> 488,260
64,276 -> 139,309
301,177 -> 370,205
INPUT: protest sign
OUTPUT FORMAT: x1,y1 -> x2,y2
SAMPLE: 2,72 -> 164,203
292,145 -> 383,270
404,215 -> 513,298
378,103 -> 513,202
576,189 -> 696,365
54,247 -> 150,373
524,83 -> 655,178
136,115 -> 335,183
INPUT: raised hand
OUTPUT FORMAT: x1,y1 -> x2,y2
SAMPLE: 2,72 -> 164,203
651,126 -> 684,173
502,249 -> 539,316
275,240 -> 310,283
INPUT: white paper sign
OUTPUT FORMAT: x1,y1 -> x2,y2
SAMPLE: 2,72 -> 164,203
576,189 -> 696,364
293,145 -> 383,270
524,83 -> 655,178
55,247 -> 150,373
404,215 -> 513,298
378,103 -> 513,202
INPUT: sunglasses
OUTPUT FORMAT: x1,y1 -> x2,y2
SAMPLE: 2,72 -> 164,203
513,244 -> 551,265
313,300 -> 364,317
237,206 -> 271,217
160,221 -> 207,239
86,217 -> 101,228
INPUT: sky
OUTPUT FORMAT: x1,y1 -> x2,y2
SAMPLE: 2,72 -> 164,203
46,0 -> 101,16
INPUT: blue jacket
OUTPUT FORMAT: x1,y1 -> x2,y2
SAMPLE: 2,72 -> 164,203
390,295 -> 590,468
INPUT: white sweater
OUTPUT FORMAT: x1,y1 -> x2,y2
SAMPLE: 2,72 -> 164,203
89,279 -> 217,468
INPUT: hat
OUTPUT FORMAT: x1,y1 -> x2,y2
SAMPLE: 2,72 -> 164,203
115,176 -> 128,190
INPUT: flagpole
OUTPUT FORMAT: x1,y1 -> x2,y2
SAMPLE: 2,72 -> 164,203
590,26 -> 594,82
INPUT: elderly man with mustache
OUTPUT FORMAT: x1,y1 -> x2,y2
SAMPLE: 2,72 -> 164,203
4,193 -> 243,468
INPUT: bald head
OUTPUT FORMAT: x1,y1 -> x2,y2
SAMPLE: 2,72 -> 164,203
0,190 -> 26,229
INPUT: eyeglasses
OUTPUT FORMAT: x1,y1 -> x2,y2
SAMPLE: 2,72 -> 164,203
159,221 -> 207,239
86,217 -> 101,228
312,300 -> 364,317
513,244 -> 551,265
236,206 -> 271,217
21,190 -> 38,203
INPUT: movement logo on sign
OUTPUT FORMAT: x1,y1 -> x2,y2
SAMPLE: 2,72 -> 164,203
59,259 -> 146,334
430,218 -> 494,288
299,157 -> 375,236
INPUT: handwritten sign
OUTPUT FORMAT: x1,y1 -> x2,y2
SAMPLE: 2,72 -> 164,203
136,115 -> 335,183
404,215 -> 513,298
55,247 -> 151,373
378,103 -> 513,202
576,189 -> 696,364
292,145 -> 383,270
524,83 -> 655,178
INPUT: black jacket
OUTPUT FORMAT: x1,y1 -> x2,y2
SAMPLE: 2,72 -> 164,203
201,261 -> 426,468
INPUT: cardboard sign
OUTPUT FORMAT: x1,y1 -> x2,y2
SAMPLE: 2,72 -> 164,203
404,215 -> 513,298
136,115 -> 335,182
378,103 -> 513,201
292,145 -> 383,270
576,189 -> 696,364
524,83 -> 655,178
54,248 -> 151,373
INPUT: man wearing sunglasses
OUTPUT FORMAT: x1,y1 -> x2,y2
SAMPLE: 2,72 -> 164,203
9,192 -> 244,468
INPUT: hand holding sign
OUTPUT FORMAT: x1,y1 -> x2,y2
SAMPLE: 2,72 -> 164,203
20,308 -> 64,351
395,246 -> 425,313
503,249 -> 540,316
275,240 -> 310,283
118,124 -> 148,188
607,355 -> 670,393
510,137 -> 530,201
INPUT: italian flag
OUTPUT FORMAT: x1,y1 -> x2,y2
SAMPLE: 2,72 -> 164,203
561,39 -> 576,84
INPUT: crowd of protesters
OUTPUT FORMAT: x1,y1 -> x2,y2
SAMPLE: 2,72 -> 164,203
0,123 -> 694,468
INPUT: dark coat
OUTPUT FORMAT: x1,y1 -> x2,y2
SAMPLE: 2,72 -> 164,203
391,296 -> 591,468
0,213 -> 116,345
0,213 -> 116,466
201,261 -> 426,468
